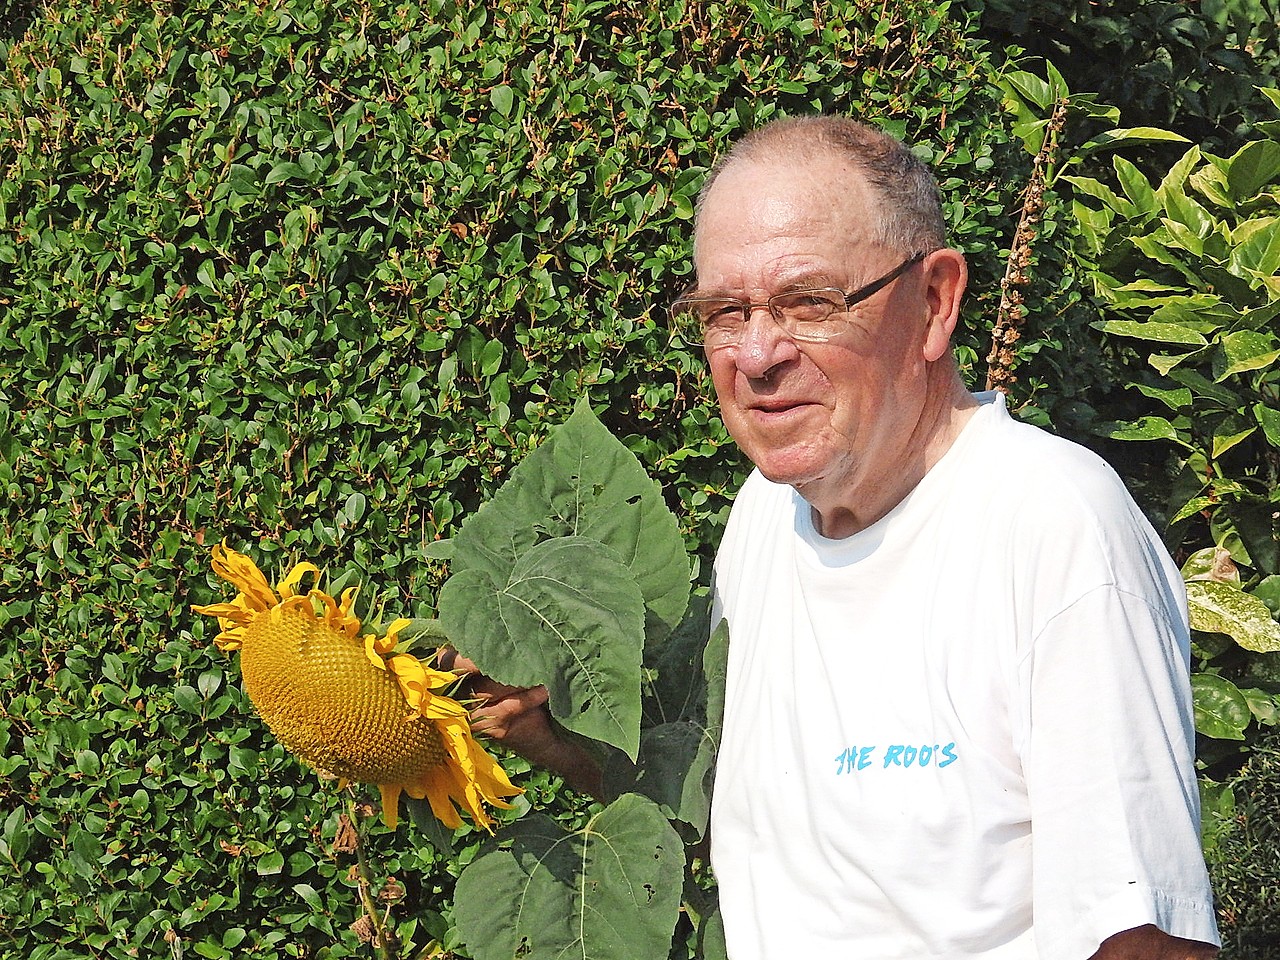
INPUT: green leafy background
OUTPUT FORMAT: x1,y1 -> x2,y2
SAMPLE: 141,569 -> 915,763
2,0 -> 1278,957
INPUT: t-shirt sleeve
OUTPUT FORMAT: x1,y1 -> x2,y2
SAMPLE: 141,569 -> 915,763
1017,584 -> 1220,959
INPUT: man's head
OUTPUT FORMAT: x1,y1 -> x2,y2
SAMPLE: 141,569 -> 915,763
694,115 -> 948,263
689,115 -> 971,534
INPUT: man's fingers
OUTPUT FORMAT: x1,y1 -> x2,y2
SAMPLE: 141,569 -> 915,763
469,684 -> 551,738
438,647 -> 479,675
472,684 -> 550,717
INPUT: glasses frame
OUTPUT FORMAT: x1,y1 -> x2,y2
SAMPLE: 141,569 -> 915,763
670,250 -> 927,346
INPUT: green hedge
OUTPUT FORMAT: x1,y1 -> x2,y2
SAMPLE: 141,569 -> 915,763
1206,726 -> 1280,959
0,1 -> 1034,956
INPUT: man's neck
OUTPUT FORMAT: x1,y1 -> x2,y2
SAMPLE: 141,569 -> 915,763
804,375 -> 980,540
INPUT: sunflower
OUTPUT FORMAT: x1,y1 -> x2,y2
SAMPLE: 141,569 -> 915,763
191,543 -> 521,831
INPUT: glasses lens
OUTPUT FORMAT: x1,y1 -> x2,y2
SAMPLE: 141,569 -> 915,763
771,290 -> 843,340
670,298 -> 743,346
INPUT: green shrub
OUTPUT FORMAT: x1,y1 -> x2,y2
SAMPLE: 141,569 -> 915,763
963,0 -> 1280,148
1061,92 -> 1280,747
1205,726 -> 1280,959
0,1 -> 1027,956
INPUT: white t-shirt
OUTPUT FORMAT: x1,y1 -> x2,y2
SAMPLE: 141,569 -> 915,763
709,393 -> 1219,960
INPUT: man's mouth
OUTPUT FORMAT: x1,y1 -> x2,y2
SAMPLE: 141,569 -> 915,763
750,399 -> 810,415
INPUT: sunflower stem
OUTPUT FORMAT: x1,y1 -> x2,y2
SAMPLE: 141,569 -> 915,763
351,798 -> 401,960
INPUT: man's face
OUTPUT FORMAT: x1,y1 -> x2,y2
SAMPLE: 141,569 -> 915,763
695,155 -> 936,503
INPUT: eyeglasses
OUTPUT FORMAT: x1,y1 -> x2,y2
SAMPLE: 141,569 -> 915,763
669,251 -> 926,348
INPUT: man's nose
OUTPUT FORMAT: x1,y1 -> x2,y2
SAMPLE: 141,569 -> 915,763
733,304 -> 799,379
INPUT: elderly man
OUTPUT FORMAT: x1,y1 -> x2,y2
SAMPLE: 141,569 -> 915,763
462,115 -> 1220,960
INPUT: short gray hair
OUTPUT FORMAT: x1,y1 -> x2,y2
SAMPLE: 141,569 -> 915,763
695,115 -> 947,255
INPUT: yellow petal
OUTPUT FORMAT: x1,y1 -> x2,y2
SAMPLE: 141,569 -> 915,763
277,561 -> 319,600
387,654 -> 467,718
378,782 -> 404,830
209,543 -> 277,610
364,634 -> 388,671
383,618 -> 413,645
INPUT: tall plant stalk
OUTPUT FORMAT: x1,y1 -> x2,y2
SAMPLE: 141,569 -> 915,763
985,98 -> 1069,392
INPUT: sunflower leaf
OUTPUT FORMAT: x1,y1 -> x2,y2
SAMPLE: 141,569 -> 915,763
603,721 -> 715,833
606,612 -> 729,835
440,536 -> 645,758
447,397 -> 690,652
454,794 -> 685,960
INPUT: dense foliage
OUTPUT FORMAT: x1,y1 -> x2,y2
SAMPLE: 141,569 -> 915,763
1205,726 -> 1280,959
0,1 -> 1026,957
964,0 -> 1280,148
1,0 -> 1276,956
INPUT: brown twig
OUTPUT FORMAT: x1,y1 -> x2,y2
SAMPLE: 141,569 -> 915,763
985,98 -> 1070,393
346,798 -> 401,960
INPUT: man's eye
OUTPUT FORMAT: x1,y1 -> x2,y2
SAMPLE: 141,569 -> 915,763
788,292 -> 835,306
703,303 -> 742,325
778,293 -> 837,317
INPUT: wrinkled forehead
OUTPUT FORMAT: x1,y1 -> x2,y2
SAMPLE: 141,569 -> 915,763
692,155 -> 880,280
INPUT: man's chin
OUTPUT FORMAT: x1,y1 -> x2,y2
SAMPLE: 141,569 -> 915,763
750,455 -> 826,492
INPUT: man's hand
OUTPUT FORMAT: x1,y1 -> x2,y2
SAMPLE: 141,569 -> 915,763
440,649 -> 604,799
1090,925 -> 1219,960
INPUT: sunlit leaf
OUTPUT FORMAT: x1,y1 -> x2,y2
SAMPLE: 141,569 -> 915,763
1190,673 -> 1251,740
1187,581 -> 1280,652
1214,330 -> 1280,380
1182,546 -> 1239,584
1226,140 -> 1280,201
440,537 -> 645,758
1080,127 -> 1191,161
1170,496 -> 1216,526
447,398 -> 690,650
1095,319 -> 1207,346
1211,424 -> 1256,459
1099,416 -> 1182,442
1113,155 -> 1156,215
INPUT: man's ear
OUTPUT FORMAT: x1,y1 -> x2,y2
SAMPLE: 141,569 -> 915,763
921,248 -> 968,363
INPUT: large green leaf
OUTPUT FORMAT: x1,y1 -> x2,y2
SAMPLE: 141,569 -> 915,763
440,536 -> 646,757
1095,319 -> 1208,346
703,619 -> 729,747
1088,126 -> 1192,150
447,398 -> 690,648
1229,216 -> 1280,276
1211,423 -> 1256,459
1254,575 -> 1280,616
603,617 -> 729,834
1191,673 -> 1251,740
1227,498 -> 1280,578
697,904 -> 728,960
1213,330 -> 1280,381
1226,140 -> 1280,202
1171,495 -> 1217,526
454,795 -> 685,960
1167,367 -> 1241,406
1133,383 -> 1192,411
1161,189 -> 1216,238
1060,174 -> 1132,216
1154,145 -> 1201,203
1099,416 -> 1182,442
1254,402 -> 1280,447
606,722 -> 716,832
1187,580 -> 1280,653
1113,155 -> 1157,216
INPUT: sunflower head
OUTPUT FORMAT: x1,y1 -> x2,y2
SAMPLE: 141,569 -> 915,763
191,542 -> 521,830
